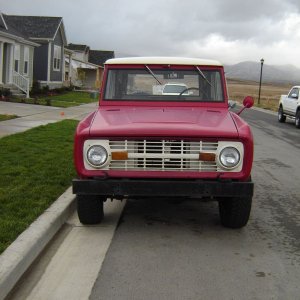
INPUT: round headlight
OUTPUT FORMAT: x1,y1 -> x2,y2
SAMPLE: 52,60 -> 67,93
219,147 -> 240,169
87,145 -> 108,167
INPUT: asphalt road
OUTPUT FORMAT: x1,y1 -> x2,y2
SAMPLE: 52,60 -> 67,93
90,109 -> 300,300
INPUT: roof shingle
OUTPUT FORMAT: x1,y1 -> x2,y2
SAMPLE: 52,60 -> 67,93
67,43 -> 90,52
3,15 -> 62,39
88,50 -> 115,66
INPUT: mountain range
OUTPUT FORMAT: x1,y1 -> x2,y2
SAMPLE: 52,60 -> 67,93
115,52 -> 300,85
224,61 -> 300,85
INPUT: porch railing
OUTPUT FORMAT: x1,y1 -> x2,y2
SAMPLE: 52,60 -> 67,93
12,71 -> 30,98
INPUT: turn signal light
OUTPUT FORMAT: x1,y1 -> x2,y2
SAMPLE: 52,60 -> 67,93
199,152 -> 216,162
111,151 -> 128,160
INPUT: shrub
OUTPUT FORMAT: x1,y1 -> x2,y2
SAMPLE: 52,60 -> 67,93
0,88 -> 11,99
42,85 -> 50,94
30,80 -> 42,96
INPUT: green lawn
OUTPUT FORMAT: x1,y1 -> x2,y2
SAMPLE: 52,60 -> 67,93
0,120 -> 78,254
0,114 -> 18,121
39,91 -> 98,107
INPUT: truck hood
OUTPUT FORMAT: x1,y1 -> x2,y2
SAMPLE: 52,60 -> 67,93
89,107 -> 238,138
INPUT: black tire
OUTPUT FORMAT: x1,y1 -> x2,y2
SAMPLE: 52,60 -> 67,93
278,106 -> 286,123
218,195 -> 252,229
77,195 -> 104,224
295,110 -> 300,128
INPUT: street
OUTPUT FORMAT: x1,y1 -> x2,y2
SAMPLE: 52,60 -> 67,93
90,108 -> 300,299
9,108 -> 300,300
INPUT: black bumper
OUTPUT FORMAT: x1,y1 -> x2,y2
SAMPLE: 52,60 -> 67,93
72,179 -> 254,198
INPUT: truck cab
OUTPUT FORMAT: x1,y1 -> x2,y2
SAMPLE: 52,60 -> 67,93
73,57 -> 254,228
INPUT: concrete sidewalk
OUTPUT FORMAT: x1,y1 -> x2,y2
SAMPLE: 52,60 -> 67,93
0,101 -> 98,138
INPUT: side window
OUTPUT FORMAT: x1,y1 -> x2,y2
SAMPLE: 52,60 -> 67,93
24,46 -> 29,75
288,88 -> 299,98
53,45 -> 61,71
14,44 -> 20,72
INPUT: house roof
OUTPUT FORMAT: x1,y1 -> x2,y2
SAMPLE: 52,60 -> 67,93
67,43 -> 90,52
0,13 -> 39,47
88,50 -> 115,66
2,14 -> 67,44
0,13 -> 8,30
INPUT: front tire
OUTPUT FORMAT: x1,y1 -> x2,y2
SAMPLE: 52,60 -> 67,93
295,110 -> 300,128
278,106 -> 286,123
218,195 -> 252,229
77,195 -> 104,224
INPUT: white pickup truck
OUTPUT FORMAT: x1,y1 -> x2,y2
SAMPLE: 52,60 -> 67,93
278,86 -> 300,128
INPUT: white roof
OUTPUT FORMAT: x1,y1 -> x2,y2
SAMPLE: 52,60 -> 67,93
65,58 -> 99,69
105,57 -> 223,66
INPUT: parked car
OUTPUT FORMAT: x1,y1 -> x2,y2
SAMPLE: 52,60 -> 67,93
278,86 -> 300,128
73,57 -> 254,229
162,83 -> 189,95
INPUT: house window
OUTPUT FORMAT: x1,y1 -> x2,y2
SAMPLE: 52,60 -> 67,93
14,44 -> 20,72
24,46 -> 29,75
53,45 -> 61,71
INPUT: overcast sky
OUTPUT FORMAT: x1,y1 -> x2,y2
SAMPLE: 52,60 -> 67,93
2,0 -> 300,67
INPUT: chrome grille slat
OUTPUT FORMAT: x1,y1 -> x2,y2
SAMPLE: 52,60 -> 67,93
108,140 -> 219,172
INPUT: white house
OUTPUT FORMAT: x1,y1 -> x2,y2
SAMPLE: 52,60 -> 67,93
0,12 -> 39,97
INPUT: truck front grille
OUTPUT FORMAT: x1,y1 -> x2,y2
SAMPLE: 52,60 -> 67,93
109,140 -> 219,172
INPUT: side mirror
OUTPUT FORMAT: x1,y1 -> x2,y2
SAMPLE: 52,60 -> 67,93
243,96 -> 254,108
237,96 -> 254,115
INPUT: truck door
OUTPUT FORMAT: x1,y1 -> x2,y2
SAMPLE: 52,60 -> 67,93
285,87 -> 299,115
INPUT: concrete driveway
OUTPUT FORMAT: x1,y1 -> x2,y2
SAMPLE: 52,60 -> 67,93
0,101 -> 98,138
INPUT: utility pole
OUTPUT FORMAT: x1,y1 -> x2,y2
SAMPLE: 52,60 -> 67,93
258,58 -> 264,105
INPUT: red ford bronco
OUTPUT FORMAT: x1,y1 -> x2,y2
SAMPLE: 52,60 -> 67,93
73,57 -> 254,228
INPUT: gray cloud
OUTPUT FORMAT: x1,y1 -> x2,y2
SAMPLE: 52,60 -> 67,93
1,0 -> 300,66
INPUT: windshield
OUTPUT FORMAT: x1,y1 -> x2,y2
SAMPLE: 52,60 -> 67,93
104,68 -> 224,102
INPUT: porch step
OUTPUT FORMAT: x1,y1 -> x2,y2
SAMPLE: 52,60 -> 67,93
0,84 -> 26,98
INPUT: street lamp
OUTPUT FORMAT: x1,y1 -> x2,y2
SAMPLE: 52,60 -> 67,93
258,58 -> 264,105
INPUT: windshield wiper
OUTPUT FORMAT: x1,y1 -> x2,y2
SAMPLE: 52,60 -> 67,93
195,66 -> 213,87
195,66 -> 217,99
145,65 -> 162,85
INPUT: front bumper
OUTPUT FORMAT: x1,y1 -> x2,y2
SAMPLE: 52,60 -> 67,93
72,178 -> 254,198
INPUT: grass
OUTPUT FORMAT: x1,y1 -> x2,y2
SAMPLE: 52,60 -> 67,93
0,114 -> 18,121
0,120 -> 78,254
227,79 -> 290,112
4,91 -> 98,108
39,91 -> 98,107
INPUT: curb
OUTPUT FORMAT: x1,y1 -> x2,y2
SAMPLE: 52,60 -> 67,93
0,187 -> 76,300
251,106 -> 277,116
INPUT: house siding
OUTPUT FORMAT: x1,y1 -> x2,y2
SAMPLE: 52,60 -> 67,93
50,28 -> 64,82
29,46 -> 34,86
33,43 -> 48,81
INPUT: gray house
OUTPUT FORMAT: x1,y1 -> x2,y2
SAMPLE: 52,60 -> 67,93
3,14 -> 67,90
66,44 -> 115,89
0,12 -> 39,97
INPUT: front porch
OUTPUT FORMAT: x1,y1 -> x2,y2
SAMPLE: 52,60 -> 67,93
0,41 -> 31,98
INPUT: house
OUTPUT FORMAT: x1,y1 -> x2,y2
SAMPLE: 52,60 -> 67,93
66,43 -> 100,89
89,50 -> 115,84
0,12 -> 39,97
2,13 -> 67,92
66,43 -> 114,89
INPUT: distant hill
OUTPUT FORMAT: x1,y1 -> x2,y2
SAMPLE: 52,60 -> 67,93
225,61 -> 300,85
